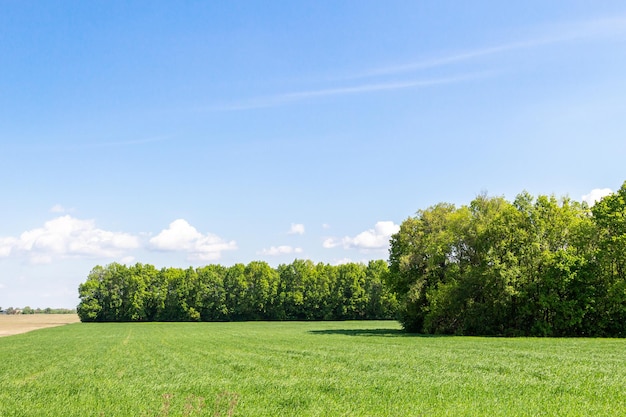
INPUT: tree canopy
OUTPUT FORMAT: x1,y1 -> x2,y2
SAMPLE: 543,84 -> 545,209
77,259 -> 397,323
388,182 -> 626,336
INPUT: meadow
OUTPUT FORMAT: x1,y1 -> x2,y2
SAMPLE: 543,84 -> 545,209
0,320 -> 625,416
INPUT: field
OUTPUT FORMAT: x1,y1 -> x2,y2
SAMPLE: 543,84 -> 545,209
0,321 -> 625,416
0,313 -> 80,337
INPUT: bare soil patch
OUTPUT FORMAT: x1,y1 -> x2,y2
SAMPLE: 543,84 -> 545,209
0,314 -> 80,337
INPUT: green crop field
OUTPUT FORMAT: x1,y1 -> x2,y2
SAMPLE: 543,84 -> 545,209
1,321 -> 625,416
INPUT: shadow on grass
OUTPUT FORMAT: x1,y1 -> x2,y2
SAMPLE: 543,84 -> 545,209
308,328 -> 445,337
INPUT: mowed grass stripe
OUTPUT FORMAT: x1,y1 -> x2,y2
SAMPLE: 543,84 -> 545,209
0,321 -> 625,416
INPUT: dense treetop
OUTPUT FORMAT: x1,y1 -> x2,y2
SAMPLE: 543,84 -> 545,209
77,259 -> 397,322
388,181 -> 626,336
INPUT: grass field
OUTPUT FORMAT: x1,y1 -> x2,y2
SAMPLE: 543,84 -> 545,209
0,320 -> 625,416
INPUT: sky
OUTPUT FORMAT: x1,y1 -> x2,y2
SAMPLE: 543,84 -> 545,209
1,1 -> 625,308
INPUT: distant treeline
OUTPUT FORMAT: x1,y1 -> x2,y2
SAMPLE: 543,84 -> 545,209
388,182 -> 626,337
0,307 -> 76,315
77,259 -> 397,322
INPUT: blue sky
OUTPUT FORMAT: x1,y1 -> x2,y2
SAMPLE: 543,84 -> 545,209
1,1 -> 625,308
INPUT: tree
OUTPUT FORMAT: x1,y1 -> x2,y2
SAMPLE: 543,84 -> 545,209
277,260 -> 310,320
77,259 -> 400,323
158,267 -> 198,321
223,263 -> 248,320
591,181 -> 626,336
132,263 -> 160,321
77,266 -> 105,322
388,189 -> 607,336
388,203 -> 460,332
243,261 -> 279,320
364,260 -> 397,319
196,264 -> 228,321
330,263 -> 367,319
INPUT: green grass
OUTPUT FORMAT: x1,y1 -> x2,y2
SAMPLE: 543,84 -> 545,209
1,321 -> 625,416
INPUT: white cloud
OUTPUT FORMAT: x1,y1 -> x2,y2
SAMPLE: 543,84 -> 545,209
120,256 -> 136,265
582,188 -> 613,206
258,245 -> 303,256
0,237 -> 16,257
333,258 -> 353,265
288,223 -> 305,235
322,223 -> 331,230
49,204 -> 75,214
0,215 -> 140,263
324,221 -> 400,251
149,219 -> 237,261
50,204 -> 66,213
322,238 -> 339,249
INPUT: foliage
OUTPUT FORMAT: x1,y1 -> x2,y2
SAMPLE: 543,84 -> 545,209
389,182 -> 626,336
0,306 -> 73,315
78,260 -> 397,322
1,321 -> 625,416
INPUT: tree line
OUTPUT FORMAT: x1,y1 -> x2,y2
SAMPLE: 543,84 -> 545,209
388,182 -> 626,337
77,259 -> 397,322
0,307 -> 77,315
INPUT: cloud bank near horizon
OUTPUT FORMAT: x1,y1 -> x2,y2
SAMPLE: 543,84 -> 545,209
582,188 -> 613,206
149,219 -> 238,262
0,184 -> 614,266
323,221 -> 400,252
0,216 -> 237,264
0,215 -> 139,264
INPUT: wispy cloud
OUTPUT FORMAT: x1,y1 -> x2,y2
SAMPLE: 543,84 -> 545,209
206,15 -> 626,112
351,15 -> 626,79
353,41 -> 546,79
19,136 -> 173,153
64,136 -> 172,150
211,73 -> 491,111
50,204 -> 67,214
258,245 -> 303,256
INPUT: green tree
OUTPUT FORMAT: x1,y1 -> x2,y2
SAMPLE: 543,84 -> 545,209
157,267 -> 190,321
77,265 -> 105,322
196,264 -> 228,321
223,263 -> 248,320
333,263 -> 367,319
364,260 -> 397,319
277,259 -> 311,320
388,203 -> 460,332
591,182 -> 626,336
388,188 -> 616,336
78,258 -> 402,323
243,261 -> 280,320
132,263 -> 161,321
